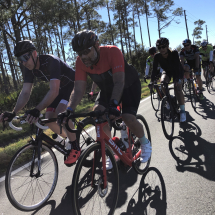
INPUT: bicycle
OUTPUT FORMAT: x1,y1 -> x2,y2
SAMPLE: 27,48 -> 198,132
204,62 -> 215,93
4,114 -> 96,211
68,109 -> 151,215
160,82 -> 180,140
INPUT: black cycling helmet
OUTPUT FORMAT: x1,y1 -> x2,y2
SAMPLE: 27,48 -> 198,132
72,30 -> 98,52
149,47 -> 157,55
182,39 -> 191,45
14,40 -> 36,57
156,38 -> 169,47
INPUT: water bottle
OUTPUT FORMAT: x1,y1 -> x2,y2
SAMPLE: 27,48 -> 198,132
112,137 -> 126,151
52,133 -> 64,143
52,134 -> 70,149
120,122 -> 129,149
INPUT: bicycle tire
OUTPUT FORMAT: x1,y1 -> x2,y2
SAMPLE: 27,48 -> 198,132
131,114 -> 151,175
150,88 -> 161,111
182,81 -> 189,95
5,143 -> 58,211
189,81 -> 198,109
161,96 -> 174,139
72,142 -> 119,215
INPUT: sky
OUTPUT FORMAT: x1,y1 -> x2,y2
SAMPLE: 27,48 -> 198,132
97,0 -> 215,50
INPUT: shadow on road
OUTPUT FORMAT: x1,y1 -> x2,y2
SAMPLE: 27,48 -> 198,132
169,122 -> 215,181
120,167 -> 167,215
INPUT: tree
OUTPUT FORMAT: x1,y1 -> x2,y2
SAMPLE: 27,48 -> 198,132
192,19 -> 205,46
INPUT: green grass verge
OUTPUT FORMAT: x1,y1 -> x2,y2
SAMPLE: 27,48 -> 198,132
0,78 -> 150,176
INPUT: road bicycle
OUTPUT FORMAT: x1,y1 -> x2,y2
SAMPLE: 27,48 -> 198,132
160,82 -> 180,140
203,62 -> 215,93
4,115 -> 96,211
68,109 -> 151,215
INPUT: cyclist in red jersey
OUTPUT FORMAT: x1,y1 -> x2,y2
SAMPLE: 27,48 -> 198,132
58,30 -> 152,168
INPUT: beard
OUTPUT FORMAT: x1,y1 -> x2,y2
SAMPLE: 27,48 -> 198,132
81,50 -> 99,67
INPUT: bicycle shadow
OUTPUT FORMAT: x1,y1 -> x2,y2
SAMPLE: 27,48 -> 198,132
120,167 -> 167,215
169,122 -> 215,181
192,97 -> 215,120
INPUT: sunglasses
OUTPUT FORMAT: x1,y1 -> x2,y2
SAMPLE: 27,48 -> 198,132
77,46 -> 93,56
16,52 -> 31,63
183,44 -> 190,47
158,45 -> 166,50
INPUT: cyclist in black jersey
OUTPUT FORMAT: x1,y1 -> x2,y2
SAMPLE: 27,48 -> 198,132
150,37 -> 186,122
0,40 -> 77,165
180,39 -> 204,100
58,30 -> 152,167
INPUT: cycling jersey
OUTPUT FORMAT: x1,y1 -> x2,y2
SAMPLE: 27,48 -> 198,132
75,46 -> 139,91
199,45 -> 213,62
180,45 -> 200,61
151,49 -> 183,82
24,55 -> 75,89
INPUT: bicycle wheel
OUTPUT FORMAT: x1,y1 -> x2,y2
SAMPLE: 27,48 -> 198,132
189,81 -> 198,109
72,142 -> 119,215
5,143 -> 58,211
150,88 -> 161,111
131,114 -> 151,175
182,81 -> 189,95
161,96 -> 174,139
169,137 -> 192,164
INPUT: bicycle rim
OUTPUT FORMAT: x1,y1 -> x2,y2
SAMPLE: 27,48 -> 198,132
5,143 -> 58,211
151,90 -> 160,111
72,143 -> 119,215
131,115 -> 151,175
161,96 -> 174,139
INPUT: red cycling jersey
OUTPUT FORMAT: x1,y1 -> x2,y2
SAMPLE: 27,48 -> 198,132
75,45 -> 125,81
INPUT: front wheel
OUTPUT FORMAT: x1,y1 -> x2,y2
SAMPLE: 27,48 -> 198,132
150,88 -> 161,111
72,142 -> 119,215
131,115 -> 151,175
161,96 -> 174,139
5,143 -> 58,211
189,81 -> 198,109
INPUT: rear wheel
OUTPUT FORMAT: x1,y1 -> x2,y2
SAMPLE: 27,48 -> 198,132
150,88 -> 161,111
72,143 -> 119,215
161,96 -> 174,139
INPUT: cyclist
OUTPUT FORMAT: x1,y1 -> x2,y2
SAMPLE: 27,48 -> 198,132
199,40 -> 213,82
58,29 -> 152,169
0,40 -> 77,165
145,47 -> 163,79
180,39 -> 204,100
150,37 -> 186,122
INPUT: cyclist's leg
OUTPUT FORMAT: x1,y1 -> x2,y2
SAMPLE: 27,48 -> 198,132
121,79 -> 151,163
160,71 -> 170,96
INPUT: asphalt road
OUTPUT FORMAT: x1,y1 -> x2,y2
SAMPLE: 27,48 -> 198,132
0,78 -> 215,215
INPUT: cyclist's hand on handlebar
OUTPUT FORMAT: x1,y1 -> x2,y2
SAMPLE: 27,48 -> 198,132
1,111 -> 16,122
25,108 -> 40,124
57,107 -> 73,126
108,99 -> 121,118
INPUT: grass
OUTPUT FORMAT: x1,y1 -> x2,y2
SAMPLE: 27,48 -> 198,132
0,78 -> 150,176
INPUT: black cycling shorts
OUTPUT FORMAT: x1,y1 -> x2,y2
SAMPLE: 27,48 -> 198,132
47,83 -> 73,111
95,79 -> 141,116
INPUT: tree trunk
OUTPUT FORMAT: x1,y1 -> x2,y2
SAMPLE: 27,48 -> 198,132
74,0 -> 80,31
107,2 -> 114,45
133,10 -> 137,54
137,6 -> 143,48
118,10 -> 124,55
124,0 -> 131,58
0,53 -> 9,94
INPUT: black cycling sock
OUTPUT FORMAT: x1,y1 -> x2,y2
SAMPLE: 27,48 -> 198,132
69,140 -> 80,151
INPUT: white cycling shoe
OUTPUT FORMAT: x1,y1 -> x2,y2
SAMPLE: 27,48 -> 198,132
140,140 -> 152,163
180,111 -> 186,122
106,157 -> 113,170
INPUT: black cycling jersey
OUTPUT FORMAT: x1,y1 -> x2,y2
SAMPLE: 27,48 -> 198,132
151,49 -> 184,82
180,45 -> 200,61
24,55 -> 75,88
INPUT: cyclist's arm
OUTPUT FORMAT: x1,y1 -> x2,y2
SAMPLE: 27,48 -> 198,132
110,71 -> 125,103
209,50 -> 213,62
13,83 -> 33,114
35,79 -> 60,111
68,80 -> 86,111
